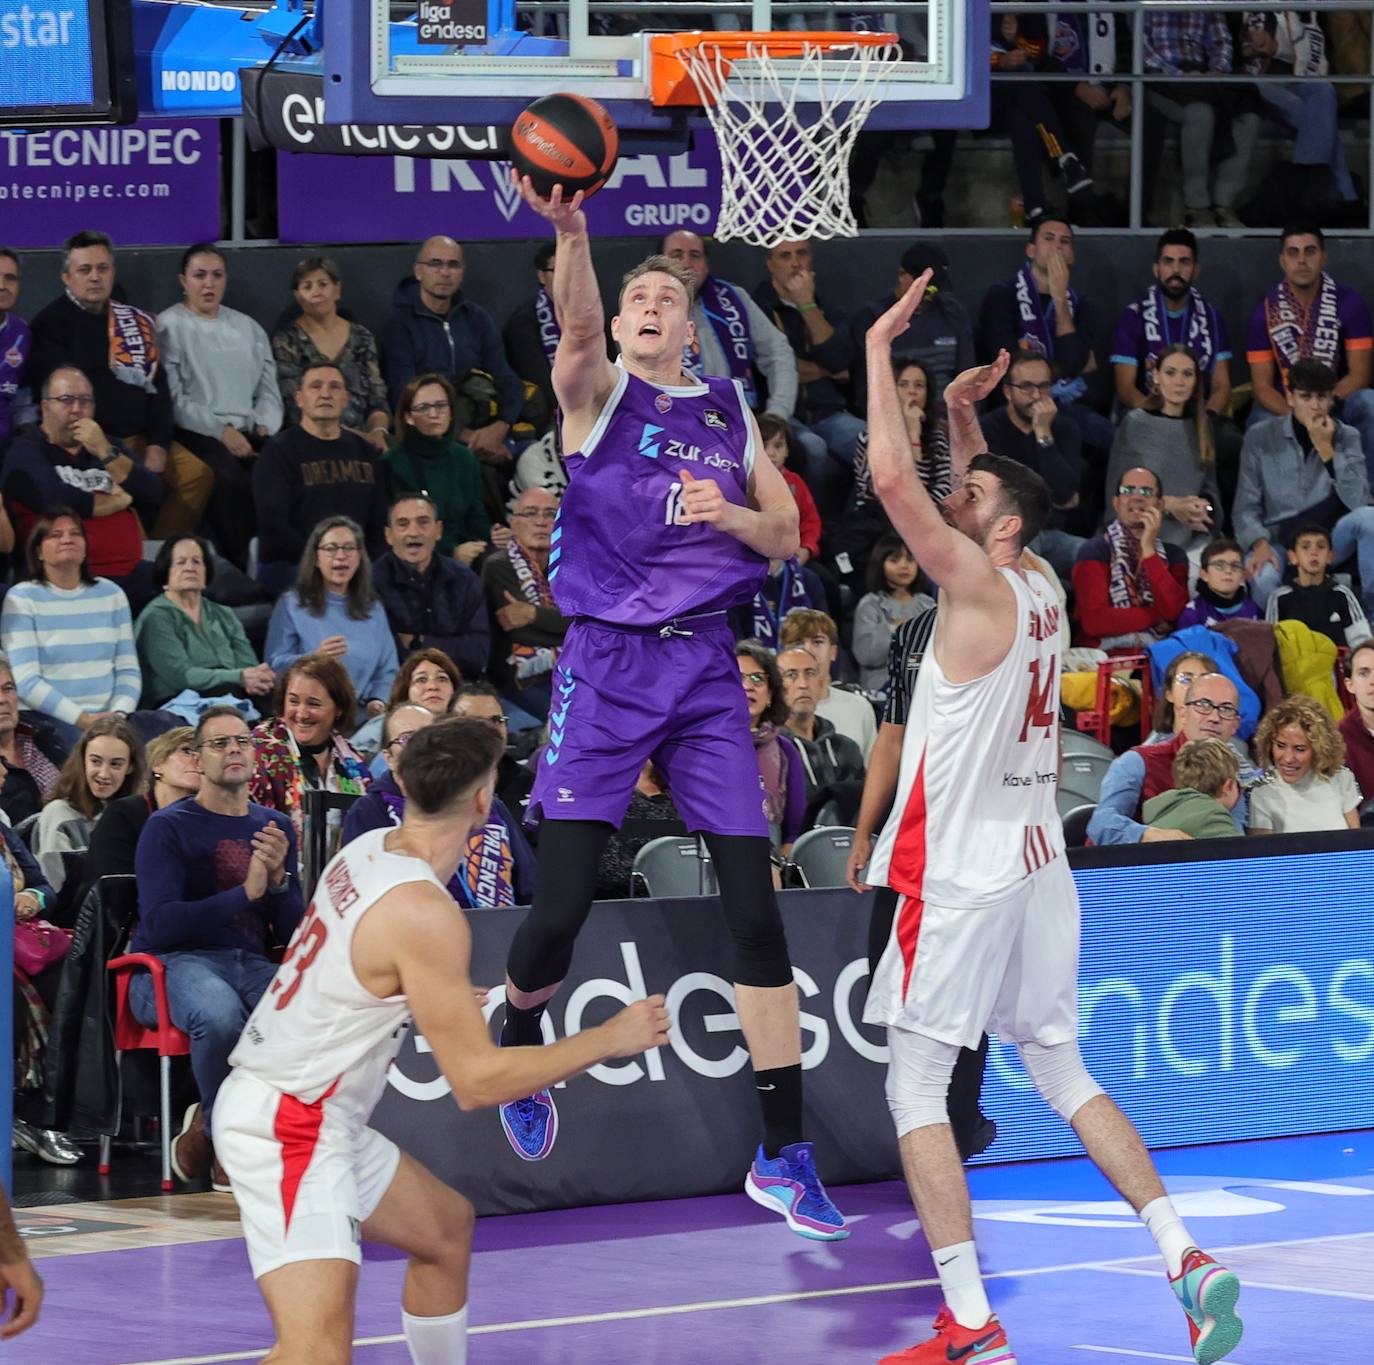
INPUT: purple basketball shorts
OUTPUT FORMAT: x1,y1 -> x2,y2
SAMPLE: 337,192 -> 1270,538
527,616 -> 769,837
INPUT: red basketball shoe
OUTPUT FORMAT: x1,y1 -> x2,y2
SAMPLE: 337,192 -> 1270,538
878,1307 -> 1018,1364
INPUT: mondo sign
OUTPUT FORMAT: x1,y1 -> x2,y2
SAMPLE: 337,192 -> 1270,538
374,834 -> 1374,1216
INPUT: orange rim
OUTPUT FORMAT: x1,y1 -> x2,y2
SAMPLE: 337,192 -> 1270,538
648,30 -> 898,107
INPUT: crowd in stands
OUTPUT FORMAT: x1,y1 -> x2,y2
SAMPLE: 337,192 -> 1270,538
860,5 -> 1373,231
7,204 -> 1374,1175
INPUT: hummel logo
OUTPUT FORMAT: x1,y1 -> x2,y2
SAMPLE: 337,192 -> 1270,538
946,1330 -> 1000,1361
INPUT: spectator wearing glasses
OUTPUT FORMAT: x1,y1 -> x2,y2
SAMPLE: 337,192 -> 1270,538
482,487 -> 569,721
383,376 -> 491,568
381,236 -> 524,467
736,641 -> 806,859
1234,358 -> 1374,615
1088,673 -> 1249,844
271,256 -> 391,454
1072,467 -> 1189,648
251,362 -> 386,595
28,230 -> 213,542
130,705 -> 304,1187
1174,542 -> 1260,634
373,494 -> 489,679
452,681 -> 535,820
1106,345 -> 1220,569
342,704 -> 535,908
979,352 -> 1085,578
1249,694 -> 1361,833
356,646 -> 462,773
265,516 -> 399,726
134,535 -> 275,711
3,364 -> 160,606
248,655 -> 371,854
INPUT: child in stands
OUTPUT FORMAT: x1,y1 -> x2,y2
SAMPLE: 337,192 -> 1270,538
1142,737 -> 1244,839
1264,523 -> 1372,649
1174,538 -> 1260,630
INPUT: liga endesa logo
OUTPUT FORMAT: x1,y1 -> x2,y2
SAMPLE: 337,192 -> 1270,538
387,933 -> 1374,1102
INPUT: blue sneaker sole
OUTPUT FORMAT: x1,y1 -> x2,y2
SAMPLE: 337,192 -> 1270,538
744,1171 -> 850,1241
499,1099 -> 558,1162
1193,1268 -> 1243,1365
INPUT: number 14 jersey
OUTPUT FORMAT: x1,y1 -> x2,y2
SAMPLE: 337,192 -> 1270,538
228,828 -> 447,1124
865,567 -> 1065,907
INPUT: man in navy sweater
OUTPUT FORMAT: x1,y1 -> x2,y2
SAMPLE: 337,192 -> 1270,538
130,705 -> 304,1185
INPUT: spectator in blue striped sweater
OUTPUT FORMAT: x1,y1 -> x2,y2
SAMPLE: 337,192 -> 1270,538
0,510 -> 178,753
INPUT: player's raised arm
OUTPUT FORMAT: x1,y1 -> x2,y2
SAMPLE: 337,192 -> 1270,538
513,175 -> 618,417
384,882 -> 668,1109
865,280 -> 1005,599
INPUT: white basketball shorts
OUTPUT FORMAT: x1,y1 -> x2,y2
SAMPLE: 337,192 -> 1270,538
213,1068 -> 401,1279
864,856 -> 1081,1050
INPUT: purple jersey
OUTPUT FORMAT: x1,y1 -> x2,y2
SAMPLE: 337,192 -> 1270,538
0,313 -> 31,445
549,366 -> 767,625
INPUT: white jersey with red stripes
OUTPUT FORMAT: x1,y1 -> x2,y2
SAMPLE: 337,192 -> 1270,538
228,827 -> 447,1124
865,565 -> 1065,906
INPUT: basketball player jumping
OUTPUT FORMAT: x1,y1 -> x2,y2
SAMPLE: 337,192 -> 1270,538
214,718 -> 671,1365
861,278 -> 1244,1364
497,175 -> 847,1240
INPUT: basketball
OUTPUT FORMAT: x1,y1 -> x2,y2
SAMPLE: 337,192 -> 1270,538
509,93 -> 619,200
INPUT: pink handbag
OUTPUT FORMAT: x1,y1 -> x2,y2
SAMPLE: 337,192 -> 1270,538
14,918 -> 73,976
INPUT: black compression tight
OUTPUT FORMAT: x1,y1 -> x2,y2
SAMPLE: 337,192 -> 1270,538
505,821 -> 794,999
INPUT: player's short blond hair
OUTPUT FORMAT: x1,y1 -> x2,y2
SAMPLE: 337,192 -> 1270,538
619,255 -> 698,307
1172,738 -> 1241,797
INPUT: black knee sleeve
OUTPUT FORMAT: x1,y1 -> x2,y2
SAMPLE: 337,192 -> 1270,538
702,833 -> 794,988
505,820 -> 613,992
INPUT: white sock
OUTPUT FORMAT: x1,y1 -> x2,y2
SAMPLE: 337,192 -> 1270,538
402,1305 -> 468,1365
1141,1196 -> 1194,1278
932,1240 -> 992,1329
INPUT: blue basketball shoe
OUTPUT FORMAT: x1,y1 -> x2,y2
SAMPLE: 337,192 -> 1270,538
745,1141 -> 849,1240
499,1089 -> 559,1161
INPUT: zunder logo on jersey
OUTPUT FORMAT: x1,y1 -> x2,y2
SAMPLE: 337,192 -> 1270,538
638,423 -> 664,459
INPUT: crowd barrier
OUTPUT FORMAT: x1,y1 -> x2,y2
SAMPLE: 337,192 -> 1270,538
370,830 -> 1374,1217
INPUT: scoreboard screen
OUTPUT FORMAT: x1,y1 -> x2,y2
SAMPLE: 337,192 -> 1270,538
0,0 -> 135,126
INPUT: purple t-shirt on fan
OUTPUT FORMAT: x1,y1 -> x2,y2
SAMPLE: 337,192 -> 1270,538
550,364 -> 767,625
1245,276 -> 1373,395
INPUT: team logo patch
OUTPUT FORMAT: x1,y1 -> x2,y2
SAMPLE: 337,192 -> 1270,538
3,345 -> 21,370
655,393 -> 673,413
703,408 -> 728,430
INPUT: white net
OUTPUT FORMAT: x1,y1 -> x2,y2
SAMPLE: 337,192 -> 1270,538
678,37 -> 903,247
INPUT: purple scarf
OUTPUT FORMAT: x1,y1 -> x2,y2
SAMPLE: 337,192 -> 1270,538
685,276 -> 757,405
1015,262 -> 1077,359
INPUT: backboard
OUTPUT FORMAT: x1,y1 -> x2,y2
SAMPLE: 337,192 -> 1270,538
324,0 -> 988,135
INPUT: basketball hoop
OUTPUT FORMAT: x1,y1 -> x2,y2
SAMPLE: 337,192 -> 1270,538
649,32 -> 902,247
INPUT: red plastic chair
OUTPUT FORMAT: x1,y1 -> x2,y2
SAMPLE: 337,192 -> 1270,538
1075,652 -> 1155,747
97,953 -> 190,1192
